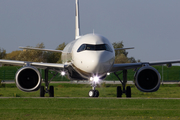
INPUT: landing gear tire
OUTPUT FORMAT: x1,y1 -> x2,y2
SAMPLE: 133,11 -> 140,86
126,86 -> 131,98
89,90 -> 99,97
89,90 -> 94,97
115,70 -> 132,98
40,86 -> 45,97
117,86 -> 122,97
49,86 -> 54,97
94,90 -> 99,97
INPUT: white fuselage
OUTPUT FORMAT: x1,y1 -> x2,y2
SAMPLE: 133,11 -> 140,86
62,34 -> 115,79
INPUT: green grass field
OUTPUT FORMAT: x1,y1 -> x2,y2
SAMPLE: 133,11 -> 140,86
1,84 -> 180,119
0,98 -> 180,120
1,83 -> 180,98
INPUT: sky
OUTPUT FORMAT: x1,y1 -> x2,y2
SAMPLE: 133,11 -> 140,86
0,0 -> 180,63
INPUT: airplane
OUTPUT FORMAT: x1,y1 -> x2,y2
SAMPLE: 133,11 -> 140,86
0,0 -> 180,98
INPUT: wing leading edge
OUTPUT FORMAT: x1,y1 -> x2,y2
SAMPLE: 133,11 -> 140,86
0,59 -> 66,70
114,47 -> 134,51
19,46 -> 63,53
110,60 -> 180,72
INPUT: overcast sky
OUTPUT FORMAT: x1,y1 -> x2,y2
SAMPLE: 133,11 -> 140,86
0,0 -> 180,63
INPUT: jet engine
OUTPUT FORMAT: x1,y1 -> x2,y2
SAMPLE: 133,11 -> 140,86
134,66 -> 161,92
15,66 -> 41,92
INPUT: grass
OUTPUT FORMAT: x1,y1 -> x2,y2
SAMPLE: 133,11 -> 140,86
0,98 -> 180,120
0,83 -> 180,119
0,83 -> 180,98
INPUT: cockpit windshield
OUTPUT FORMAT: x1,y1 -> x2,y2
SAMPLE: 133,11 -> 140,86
77,44 -> 113,52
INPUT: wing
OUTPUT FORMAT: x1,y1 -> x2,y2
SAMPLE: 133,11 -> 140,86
110,60 -> 180,72
0,59 -> 66,71
114,47 -> 134,51
19,46 -> 63,53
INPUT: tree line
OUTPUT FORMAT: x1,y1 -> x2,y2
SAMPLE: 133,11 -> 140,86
0,42 -> 140,64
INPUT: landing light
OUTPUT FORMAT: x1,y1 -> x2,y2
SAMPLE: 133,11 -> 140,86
107,72 -> 110,75
61,71 -> 66,76
94,76 -> 99,83
89,76 -> 100,83
90,77 -> 93,81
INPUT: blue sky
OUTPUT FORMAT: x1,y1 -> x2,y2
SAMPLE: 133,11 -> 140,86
0,0 -> 180,63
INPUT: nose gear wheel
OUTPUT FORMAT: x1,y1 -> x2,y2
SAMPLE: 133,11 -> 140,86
89,81 -> 99,97
89,90 -> 99,97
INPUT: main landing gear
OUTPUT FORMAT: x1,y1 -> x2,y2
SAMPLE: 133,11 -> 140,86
40,69 -> 58,97
114,70 -> 131,98
89,81 -> 99,97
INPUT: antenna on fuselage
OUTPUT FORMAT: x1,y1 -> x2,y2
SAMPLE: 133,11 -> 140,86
75,0 -> 81,39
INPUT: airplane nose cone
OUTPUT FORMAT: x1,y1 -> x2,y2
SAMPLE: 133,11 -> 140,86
82,51 -> 114,74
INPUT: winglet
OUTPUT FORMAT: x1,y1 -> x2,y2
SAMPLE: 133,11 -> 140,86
75,0 -> 81,39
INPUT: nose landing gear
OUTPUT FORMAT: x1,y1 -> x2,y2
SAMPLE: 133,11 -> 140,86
89,81 -> 99,97
89,90 -> 99,97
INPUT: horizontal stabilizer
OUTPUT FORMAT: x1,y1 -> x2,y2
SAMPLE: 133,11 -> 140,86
19,46 -> 63,53
115,47 -> 134,51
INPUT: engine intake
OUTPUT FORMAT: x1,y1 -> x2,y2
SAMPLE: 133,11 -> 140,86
134,66 -> 161,92
15,66 -> 41,92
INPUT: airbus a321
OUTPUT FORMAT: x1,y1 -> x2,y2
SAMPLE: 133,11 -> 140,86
0,0 -> 180,97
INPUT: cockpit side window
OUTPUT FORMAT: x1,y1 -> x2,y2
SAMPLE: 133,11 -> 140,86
77,44 -> 112,52
77,44 -> 86,52
105,44 -> 112,52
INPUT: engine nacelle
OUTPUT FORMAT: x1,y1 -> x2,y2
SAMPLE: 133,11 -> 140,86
15,66 -> 41,92
134,66 -> 161,92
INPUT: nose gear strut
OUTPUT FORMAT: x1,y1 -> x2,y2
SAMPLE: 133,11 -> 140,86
89,81 -> 99,97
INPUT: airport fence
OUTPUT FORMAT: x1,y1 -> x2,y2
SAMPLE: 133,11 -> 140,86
0,69 -> 180,81
0,70 -> 69,81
